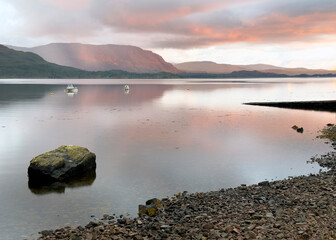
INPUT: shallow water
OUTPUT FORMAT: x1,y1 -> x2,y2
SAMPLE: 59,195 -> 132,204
0,78 -> 335,239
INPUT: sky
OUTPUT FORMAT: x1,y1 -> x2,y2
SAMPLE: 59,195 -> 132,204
1,0 -> 336,69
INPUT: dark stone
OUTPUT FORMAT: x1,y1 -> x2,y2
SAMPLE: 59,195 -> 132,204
138,204 -> 159,216
297,127 -> 304,133
85,221 -> 99,229
28,145 -> 96,185
40,230 -> 52,236
258,181 -> 270,187
145,198 -> 161,206
117,218 -> 127,224
292,125 -> 299,130
203,223 -> 215,230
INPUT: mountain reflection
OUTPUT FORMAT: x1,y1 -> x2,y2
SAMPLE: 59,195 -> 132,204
70,84 -> 172,106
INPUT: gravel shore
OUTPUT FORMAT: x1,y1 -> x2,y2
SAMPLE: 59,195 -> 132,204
38,125 -> 336,240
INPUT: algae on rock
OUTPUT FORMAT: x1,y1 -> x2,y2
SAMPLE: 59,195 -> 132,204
28,145 -> 96,186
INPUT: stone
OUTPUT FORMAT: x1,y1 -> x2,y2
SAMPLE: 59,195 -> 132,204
40,230 -> 52,236
117,218 -> 126,224
292,125 -> 299,130
28,145 -> 96,185
85,221 -> 99,229
297,127 -> 304,133
203,223 -> 214,230
145,198 -> 161,206
160,225 -> 170,229
247,224 -> 256,230
258,181 -> 270,187
248,231 -> 257,239
138,204 -> 158,216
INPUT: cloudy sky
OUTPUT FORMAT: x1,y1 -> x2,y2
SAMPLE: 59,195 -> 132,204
1,0 -> 336,69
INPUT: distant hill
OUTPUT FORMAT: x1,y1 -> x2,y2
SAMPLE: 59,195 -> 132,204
174,61 -> 245,74
1,44 -> 335,79
8,43 -> 179,74
175,61 -> 336,76
0,44 -> 179,79
0,44 -> 88,78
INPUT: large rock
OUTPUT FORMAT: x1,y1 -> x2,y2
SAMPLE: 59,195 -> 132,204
28,145 -> 96,185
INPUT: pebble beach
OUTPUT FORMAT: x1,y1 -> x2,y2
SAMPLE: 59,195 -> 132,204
38,124 -> 336,240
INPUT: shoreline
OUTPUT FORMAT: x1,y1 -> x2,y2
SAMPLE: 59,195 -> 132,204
38,171 -> 336,240
38,125 -> 336,240
245,100 -> 336,113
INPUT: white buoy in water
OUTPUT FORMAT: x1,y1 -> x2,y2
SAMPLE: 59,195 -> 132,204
124,85 -> 130,94
66,84 -> 78,93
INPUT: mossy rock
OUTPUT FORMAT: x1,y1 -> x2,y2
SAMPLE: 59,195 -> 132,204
138,204 -> 159,216
138,198 -> 163,216
28,145 -> 96,185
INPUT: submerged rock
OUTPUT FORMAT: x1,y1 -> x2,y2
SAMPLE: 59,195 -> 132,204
292,125 -> 304,133
28,145 -> 96,185
292,125 -> 299,130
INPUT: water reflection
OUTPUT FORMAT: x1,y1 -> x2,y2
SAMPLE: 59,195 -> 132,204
28,170 -> 96,195
0,84 -> 63,105
0,79 -> 335,240
66,92 -> 77,97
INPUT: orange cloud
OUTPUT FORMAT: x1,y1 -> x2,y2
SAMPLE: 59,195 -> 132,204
156,10 -> 336,48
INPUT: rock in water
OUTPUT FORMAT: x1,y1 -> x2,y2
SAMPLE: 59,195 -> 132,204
28,145 -> 96,185
297,127 -> 304,133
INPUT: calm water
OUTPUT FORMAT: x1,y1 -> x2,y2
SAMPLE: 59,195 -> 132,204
0,78 -> 335,239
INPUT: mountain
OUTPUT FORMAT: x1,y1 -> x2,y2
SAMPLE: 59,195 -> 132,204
258,68 -> 336,76
0,44 -> 180,79
0,44 -> 88,78
8,43 -> 179,74
1,44 -> 335,79
174,61 -> 246,74
238,64 -> 285,71
175,61 -> 336,76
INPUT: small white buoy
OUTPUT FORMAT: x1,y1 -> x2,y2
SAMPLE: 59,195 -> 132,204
124,85 -> 130,94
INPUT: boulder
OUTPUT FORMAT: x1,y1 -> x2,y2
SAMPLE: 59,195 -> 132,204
28,145 -> 96,185
138,198 -> 162,216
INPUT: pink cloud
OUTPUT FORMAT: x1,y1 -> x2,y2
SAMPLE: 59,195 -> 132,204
3,0 -> 336,49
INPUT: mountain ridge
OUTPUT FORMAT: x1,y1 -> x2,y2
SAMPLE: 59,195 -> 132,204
8,43 -> 180,74
1,44 -> 336,79
175,61 -> 336,76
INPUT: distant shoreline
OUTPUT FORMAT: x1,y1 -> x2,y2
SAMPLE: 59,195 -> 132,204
245,100 -> 336,113
1,71 -> 336,79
